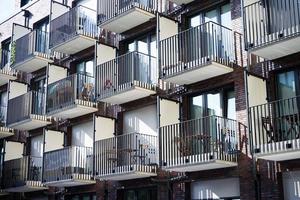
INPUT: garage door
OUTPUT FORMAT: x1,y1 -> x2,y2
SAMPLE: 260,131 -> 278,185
191,178 -> 240,200
283,171 -> 300,200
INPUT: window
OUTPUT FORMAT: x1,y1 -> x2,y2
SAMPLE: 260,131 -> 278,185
125,33 -> 156,57
33,17 -> 49,53
189,3 -> 231,28
0,91 -> 8,124
276,70 -> 300,100
1,38 -> 10,68
124,187 -> 157,200
76,59 -> 94,77
23,10 -> 32,27
190,88 -> 236,120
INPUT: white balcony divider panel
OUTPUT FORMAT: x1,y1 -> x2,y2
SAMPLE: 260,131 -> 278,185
123,104 -> 157,136
159,98 -> 180,164
95,116 -> 115,141
44,130 -> 64,152
244,0 -> 260,6
31,134 -> 44,158
12,24 -> 31,42
191,178 -> 240,199
8,81 -> 28,100
96,43 -> 116,65
159,98 -> 180,127
72,121 -> 94,148
47,64 -> 67,85
247,73 -> 267,107
4,141 -> 24,161
51,0 -> 70,20
283,171 -> 300,200
159,16 -> 178,41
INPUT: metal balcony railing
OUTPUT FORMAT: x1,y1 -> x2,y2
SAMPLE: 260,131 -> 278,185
160,21 -> 242,78
42,146 -> 93,183
3,156 -> 43,188
7,91 -> 47,126
97,0 -> 157,25
12,30 -> 50,66
94,132 -> 157,177
96,51 -> 157,100
46,73 -> 95,114
160,115 -> 239,168
249,96 -> 300,152
50,5 -> 98,49
0,49 -> 9,68
244,0 -> 300,50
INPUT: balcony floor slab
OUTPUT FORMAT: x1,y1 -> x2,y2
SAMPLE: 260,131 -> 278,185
0,126 -> 14,139
51,34 -> 96,55
171,0 -> 194,4
97,171 -> 157,181
163,159 -> 237,172
254,139 -> 300,161
12,53 -> 53,73
8,115 -> 51,131
100,7 -> 155,33
99,85 -> 156,105
4,181 -> 46,193
163,61 -> 233,85
44,178 -> 95,187
0,70 -> 17,86
47,101 -> 98,119
251,35 -> 300,60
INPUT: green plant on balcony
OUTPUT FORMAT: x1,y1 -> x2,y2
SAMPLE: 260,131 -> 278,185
10,41 -> 16,65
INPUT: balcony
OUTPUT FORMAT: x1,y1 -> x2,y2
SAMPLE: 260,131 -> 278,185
43,146 -> 94,187
0,49 -> 17,86
97,0 -> 156,33
249,96 -> 300,161
171,0 -> 194,5
94,133 -> 157,181
0,106 -> 14,139
11,30 -> 53,73
160,22 -> 241,85
3,156 -> 46,192
50,6 -> 98,55
244,0 -> 300,59
46,74 -> 97,119
7,91 -> 51,130
96,51 -> 156,105
160,116 -> 239,172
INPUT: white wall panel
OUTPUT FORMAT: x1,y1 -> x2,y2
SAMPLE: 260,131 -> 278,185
44,130 -> 64,152
47,64 -> 67,84
159,98 -> 180,127
4,141 -> 24,161
123,105 -> 157,135
191,178 -> 240,199
248,75 -> 267,107
12,24 -> 31,42
72,121 -> 94,147
51,1 -> 69,20
9,81 -> 28,100
159,16 -> 178,40
97,43 -> 116,65
95,116 -> 115,141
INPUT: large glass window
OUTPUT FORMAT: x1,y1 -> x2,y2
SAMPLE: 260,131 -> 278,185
276,70 -> 299,99
124,187 -> 157,200
125,33 -> 156,57
1,39 -> 10,68
76,59 -> 94,77
190,88 -> 236,120
33,17 -> 49,53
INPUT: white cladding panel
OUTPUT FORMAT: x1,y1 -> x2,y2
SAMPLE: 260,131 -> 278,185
72,121 -> 94,147
248,75 -> 267,107
12,24 -> 31,42
159,98 -> 180,127
283,171 -> 300,200
95,116 -> 115,141
51,1 -> 70,20
9,81 -> 28,100
76,0 -> 97,8
4,141 -> 24,161
97,43 -> 116,65
123,105 -> 157,135
44,130 -> 64,152
191,178 -> 240,199
159,16 -> 178,40
31,135 -> 44,158
48,64 -> 68,84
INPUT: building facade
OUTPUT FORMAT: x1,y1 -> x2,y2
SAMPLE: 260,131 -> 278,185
0,0 -> 299,199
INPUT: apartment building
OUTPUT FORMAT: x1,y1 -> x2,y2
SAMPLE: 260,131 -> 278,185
0,0 -> 298,199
